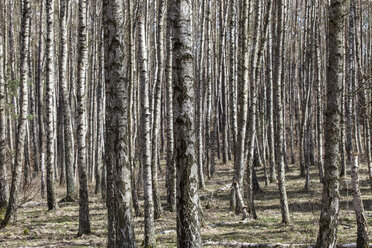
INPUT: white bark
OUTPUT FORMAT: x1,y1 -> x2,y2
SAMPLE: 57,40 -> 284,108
76,0 -> 91,236
1,0 -> 30,227
170,0 -> 202,246
45,0 -> 57,211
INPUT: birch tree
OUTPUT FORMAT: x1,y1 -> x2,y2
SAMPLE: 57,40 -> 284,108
103,0 -> 136,246
139,1 -> 156,246
170,0 -> 202,246
1,0 -> 30,227
59,0 -> 76,202
0,7 -> 7,209
166,12 -> 176,211
45,0 -> 57,211
350,152 -> 369,248
316,0 -> 345,246
272,0 -> 290,224
232,0 -> 249,219
151,0 -> 165,219
76,0 -> 91,236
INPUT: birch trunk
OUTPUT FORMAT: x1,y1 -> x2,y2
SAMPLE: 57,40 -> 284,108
0,10 -> 7,209
220,0 -> 229,165
267,19 -> 277,183
315,14 -> 324,183
273,0 -> 290,224
196,0 -> 205,189
151,0 -> 165,219
77,0 -> 91,236
166,16 -> 176,212
232,0 -> 249,220
139,4 -> 156,246
103,0 -> 136,246
350,153 -> 369,248
95,28 -> 103,195
45,0 -> 57,210
205,0 -> 212,179
37,0 -> 46,199
170,0 -> 202,246
229,0 -> 238,209
1,0 -> 30,227
315,0 -> 345,246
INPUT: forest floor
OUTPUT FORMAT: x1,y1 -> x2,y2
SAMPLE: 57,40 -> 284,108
1,158 -> 372,247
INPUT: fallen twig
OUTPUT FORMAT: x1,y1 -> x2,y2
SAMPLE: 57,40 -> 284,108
203,241 -> 295,247
203,241 -> 372,248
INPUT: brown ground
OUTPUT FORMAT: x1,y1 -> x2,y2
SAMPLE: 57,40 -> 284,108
1,159 -> 371,247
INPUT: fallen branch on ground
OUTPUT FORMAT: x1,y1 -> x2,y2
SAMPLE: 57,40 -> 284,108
203,241 -> 372,248
203,241 -> 294,247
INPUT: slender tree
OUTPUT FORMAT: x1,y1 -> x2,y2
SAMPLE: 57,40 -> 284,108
0,5 -> 7,209
45,0 -> 58,211
76,0 -> 91,236
350,152 -> 369,248
139,1 -> 156,246
166,13 -> 176,211
151,0 -> 165,219
37,0 -> 46,199
196,0 -> 206,190
232,0 -> 250,220
229,0 -> 238,209
59,0 -> 76,202
1,0 -> 30,227
272,0 -> 290,224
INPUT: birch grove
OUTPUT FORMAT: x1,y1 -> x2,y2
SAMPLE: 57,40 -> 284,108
0,0 -> 371,247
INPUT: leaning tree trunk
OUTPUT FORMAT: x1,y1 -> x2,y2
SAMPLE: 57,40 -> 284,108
103,0 -> 136,246
246,0 -> 271,219
76,0 -> 91,236
246,0 -> 260,220
170,0 -> 202,246
45,0 -> 58,211
315,0 -> 345,246
1,0 -> 30,227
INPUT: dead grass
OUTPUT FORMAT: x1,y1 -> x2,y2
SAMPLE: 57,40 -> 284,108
0,159 -> 371,247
